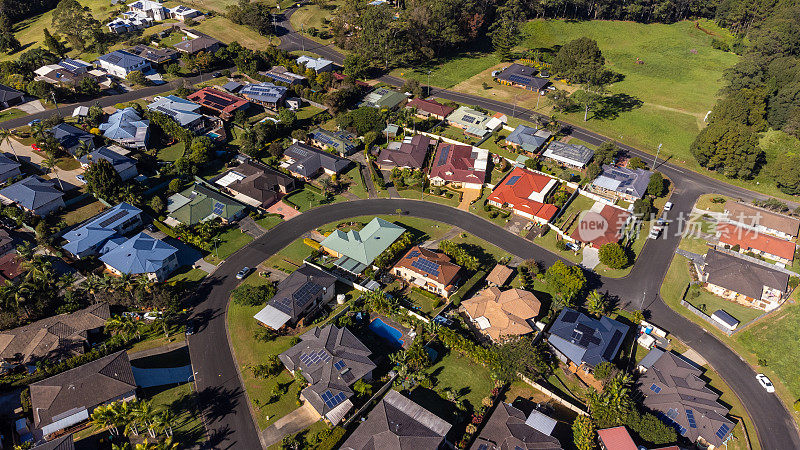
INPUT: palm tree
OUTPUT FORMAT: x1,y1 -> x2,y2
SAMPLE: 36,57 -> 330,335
91,404 -> 120,436
154,409 -> 174,437
585,290 -> 607,317
74,140 -> 92,158
21,256 -> 53,284
15,242 -> 35,263
112,443 -> 132,450
0,128 -> 20,162
135,400 -> 158,438
29,122 -> 46,142
106,316 -> 140,340
42,154 -> 64,191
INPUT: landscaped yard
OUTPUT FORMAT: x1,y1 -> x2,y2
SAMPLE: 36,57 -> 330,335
684,283 -> 764,325
342,164 -> 368,199
397,188 -> 461,207
167,266 -> 207,284
205,227 -> 254,264
157,142 -> 185,163
263,238 -> 315,273
553,193 -> 595,231
256,214 -> 284,231
285,187 -> 329,211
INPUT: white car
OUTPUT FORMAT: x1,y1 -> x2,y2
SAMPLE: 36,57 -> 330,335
236,267 -> 251,280
664,201 -> 673,211
756,374 -> 775,393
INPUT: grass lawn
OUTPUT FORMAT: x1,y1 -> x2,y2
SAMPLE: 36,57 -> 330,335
285,187 -> 328,211
678,235 -> 711,254
0,108 -> 28,122
263,238 -> 315,273
167,266 -> 207,284
450,231 -> 514,264
59,198 -> 106,226
695,193 -> 732,213
192,16 -> 279,48
296,105 -> 324,121
56,157 -> 81,171
684,283 -> 763,325
140,382 -> 206,447
702,365 -> 760,450
531,230 -> 582,264
391,45 -> 501,89
342,164 -> 368,199
205,227 -> 254,264
288,2 -> 340,40
256,214 -> 284,231
406,289 -> 441,315
158,141 -> 185,163
397,188 -> 461,207
553,193 -> 595,231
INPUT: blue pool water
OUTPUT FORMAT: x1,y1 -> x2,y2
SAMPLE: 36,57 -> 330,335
206,132 -> 221,139
369,318 -> 404,348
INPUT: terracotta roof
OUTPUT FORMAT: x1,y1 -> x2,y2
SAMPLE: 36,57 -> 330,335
187,87 -> 249,116
405,98 -> 455,117
486,264 -> 513,286
428,142 -> 487,185
0,251 -> 22,282
489,167 -> 559,221
462,287 -> 540,341
596,426 -> 637,450
393,246 -> 461,289
570,205 -> 630,247
717,223 -> 796,261
724,202 -> 800,237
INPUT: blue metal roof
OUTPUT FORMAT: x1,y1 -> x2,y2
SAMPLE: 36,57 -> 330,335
99,232 -> 177,275
62,202 -> 142,257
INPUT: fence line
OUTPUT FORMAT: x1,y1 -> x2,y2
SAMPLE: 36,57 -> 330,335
518,374 -> 588,416
680,298 -> 734,336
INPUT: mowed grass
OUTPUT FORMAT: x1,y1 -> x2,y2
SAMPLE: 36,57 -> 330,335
520,19 -> 738,114
193,16 -> 278,48
392,49 -> 502,89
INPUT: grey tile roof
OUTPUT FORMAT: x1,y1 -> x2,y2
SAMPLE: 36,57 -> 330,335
240,82 -> 288,104
0,176 -> 64,211
702,249 -> 789,299
32,434 -> 74,450
217,160 -> 296,207
254,264 -> 336,327
470,402 -> 562,450
98,50 -> 147,70
0,84 -> 24,103
284,142 -> 351,177
547,308 -> 628,368
30,350 -> 136,427
505,124 -> 548,153
279,325 -> 376,417
638,350 -> 734,447
592,164 -> 653,199
99,107 -> 149,147
126,44 -> 178,64
543,141 -> 594,167
79,146 -> 137,177
49,124 -> 94,155
341,390 -> 451,450
0,153 -> 21,177
146,95 -> 203,127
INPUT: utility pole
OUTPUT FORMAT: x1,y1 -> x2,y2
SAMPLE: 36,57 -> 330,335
640,289 -> 646,310
51,92 -> 61,117
653,143 -> 662,169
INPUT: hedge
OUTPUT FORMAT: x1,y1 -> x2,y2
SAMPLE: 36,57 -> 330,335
316,427 -> 346,450
450,270 -> 487,305
304,238 -> 321,250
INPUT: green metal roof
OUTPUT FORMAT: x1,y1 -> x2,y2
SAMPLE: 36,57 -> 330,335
168,183 -> 246,226
320,217 -> 405,266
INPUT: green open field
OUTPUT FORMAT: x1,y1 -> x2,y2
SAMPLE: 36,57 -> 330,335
391,47 -> 502,89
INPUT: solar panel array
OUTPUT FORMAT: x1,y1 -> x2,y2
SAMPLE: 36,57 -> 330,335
321,390 -> 347,409
462,115 -> 476,124
98,210 -> 129,228
272,294 -> 294,314
212,201 -> 225,215
678,426 -> 687,436
686,409 -> 696,428
411,258 -> 440,277
716,424 -> 730,440
292,282 -> 322,309
438,146 -> 450,166
299,349 -> 331,367
649,383 -> 661,394
333,360 -> 347,371
507,175 -> 521,186
507,74 -> 534,85
666,408 -> 679,420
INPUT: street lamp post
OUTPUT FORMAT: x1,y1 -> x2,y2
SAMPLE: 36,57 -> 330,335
653,143 -> 662,169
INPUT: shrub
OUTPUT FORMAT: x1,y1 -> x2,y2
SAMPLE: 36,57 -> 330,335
790,276 -> 799,289
555,240 -> 568,251
711,38 -> 730,52
599,242 -> 629,269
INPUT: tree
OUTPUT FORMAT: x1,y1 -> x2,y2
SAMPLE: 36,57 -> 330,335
0,15 -> 21,53
690,120 -> 761,179
593,361 -> 616,381
572,415 -> 596,450
166,63 -> 181,76
646,172 -> 665,197
0,128 -> 20,162
768,154 -> 800,194
51,0 -> 100,51
708,87 -> 767,130
149,196 -> 165,215
188,137 -> 213,165
632,197 -> 653,219
586,290 -> 610,317
76,77 -> 100,97
168,179 -> 182,194
545,260 -> 587,309
277,109 -> 297,128
84,159 -> 122,201
353,379 -> 372,398
552,37 -> 606,83
599,243 -> 628,269
343,53 -> 369,80
231,283 -> 276,307
42,28 -> 67,57
42,154 -> 64,191
401,78 -> 423,97
627,156 -> 647,170
489,3 -> 520,61
127,70 -> 148,86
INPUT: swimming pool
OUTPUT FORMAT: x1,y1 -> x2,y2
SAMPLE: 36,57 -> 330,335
206,132 -> 221,139
369,318 -> 405,348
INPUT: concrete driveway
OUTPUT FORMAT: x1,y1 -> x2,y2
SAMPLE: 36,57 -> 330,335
261,402 -> 319,447
2,138 -> 84,191
581,246 -> 600,269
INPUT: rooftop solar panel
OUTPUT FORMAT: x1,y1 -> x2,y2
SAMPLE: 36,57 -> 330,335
506,175 -> 521,185
716,424 -> 730,440
98,210 -> 129,228
406,250 -> 421,259
411,258 -> 440,276
649,383 -> 661,393
438,146 -> 450,166
602,330 -> 623,360
686,409 -> 696,428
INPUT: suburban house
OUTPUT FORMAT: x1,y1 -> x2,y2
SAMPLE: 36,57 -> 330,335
173,33 -> 222,54
49,123 -> 95,155
214,160 -> 297,209
392,246 -> 462,298
0,303 -> 110,369
405,97 -> 455,120
169,4 -> 200,20
542,141 -> 594,169
638,349 -> 735,449
723,202 -> 800,240
253,264 -> 337,329
486,264 -> 513,287
29,434 -> 75,450
97,50 -> 150,78
471,402 -> 562,450
30,351 -> 137,437
488,167 -> 559,224
429,142 -> 488,189
166,182 -> 247,226
79,147 -> 139,181
0,154 -> 21,183
262,66 -> 306,85
0,229 -> 12,255
462,287 -> 541,342
187,87 -> 250,119
125,45 -> 178,67
0,250 -> 23,283
127,0 -> 169,21
106,14 -> 152,33
0,84 -> 24,109
716,223 -> 796,264
376,134 -> 432,170
283,142 -> 351,180
547,308 -> 628,379
278,325 -> 377,424
596,426 -> 638,450
340,389 -> 452,450
239,82 -> 288,109
590,165 -> 653,202
505,124 -> 551,154
222,81 -> 243,93
297,55 -> 334,73
447,106 -> 504,138
34,59 -> 107,88
320,217 -> 406,274
62,203 -> 142,258
99,108 -> 150,149
359,87 -> 406,110
307,128 -> 359,156
0,176 -> 65,216
700,248 -> 790,311
99,232 -> 179,281
147,95 -> 206,131
495,63 -> 550,92
570,204 -> 631,249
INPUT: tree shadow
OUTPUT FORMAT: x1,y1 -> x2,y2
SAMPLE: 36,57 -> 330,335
592,93 -> 644,120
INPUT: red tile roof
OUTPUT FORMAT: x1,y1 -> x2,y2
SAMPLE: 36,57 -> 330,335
717,223 -> 796,261
406,98 -> 455,117
570,204 -> 630,247
488,167 -> 559,221
187,87 -> 248,116
393,246 -> 461,288
428,142 -> 486,185
596,426 -> 637,450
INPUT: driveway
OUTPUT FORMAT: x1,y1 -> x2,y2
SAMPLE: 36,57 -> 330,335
266,200 -> 301,220
261,402 -> 319,447
458,188 -> 481,210
132,365 -> 194,388
2,138 -> 84,191
581,247 -> 600,269
16,100 -> 45,114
